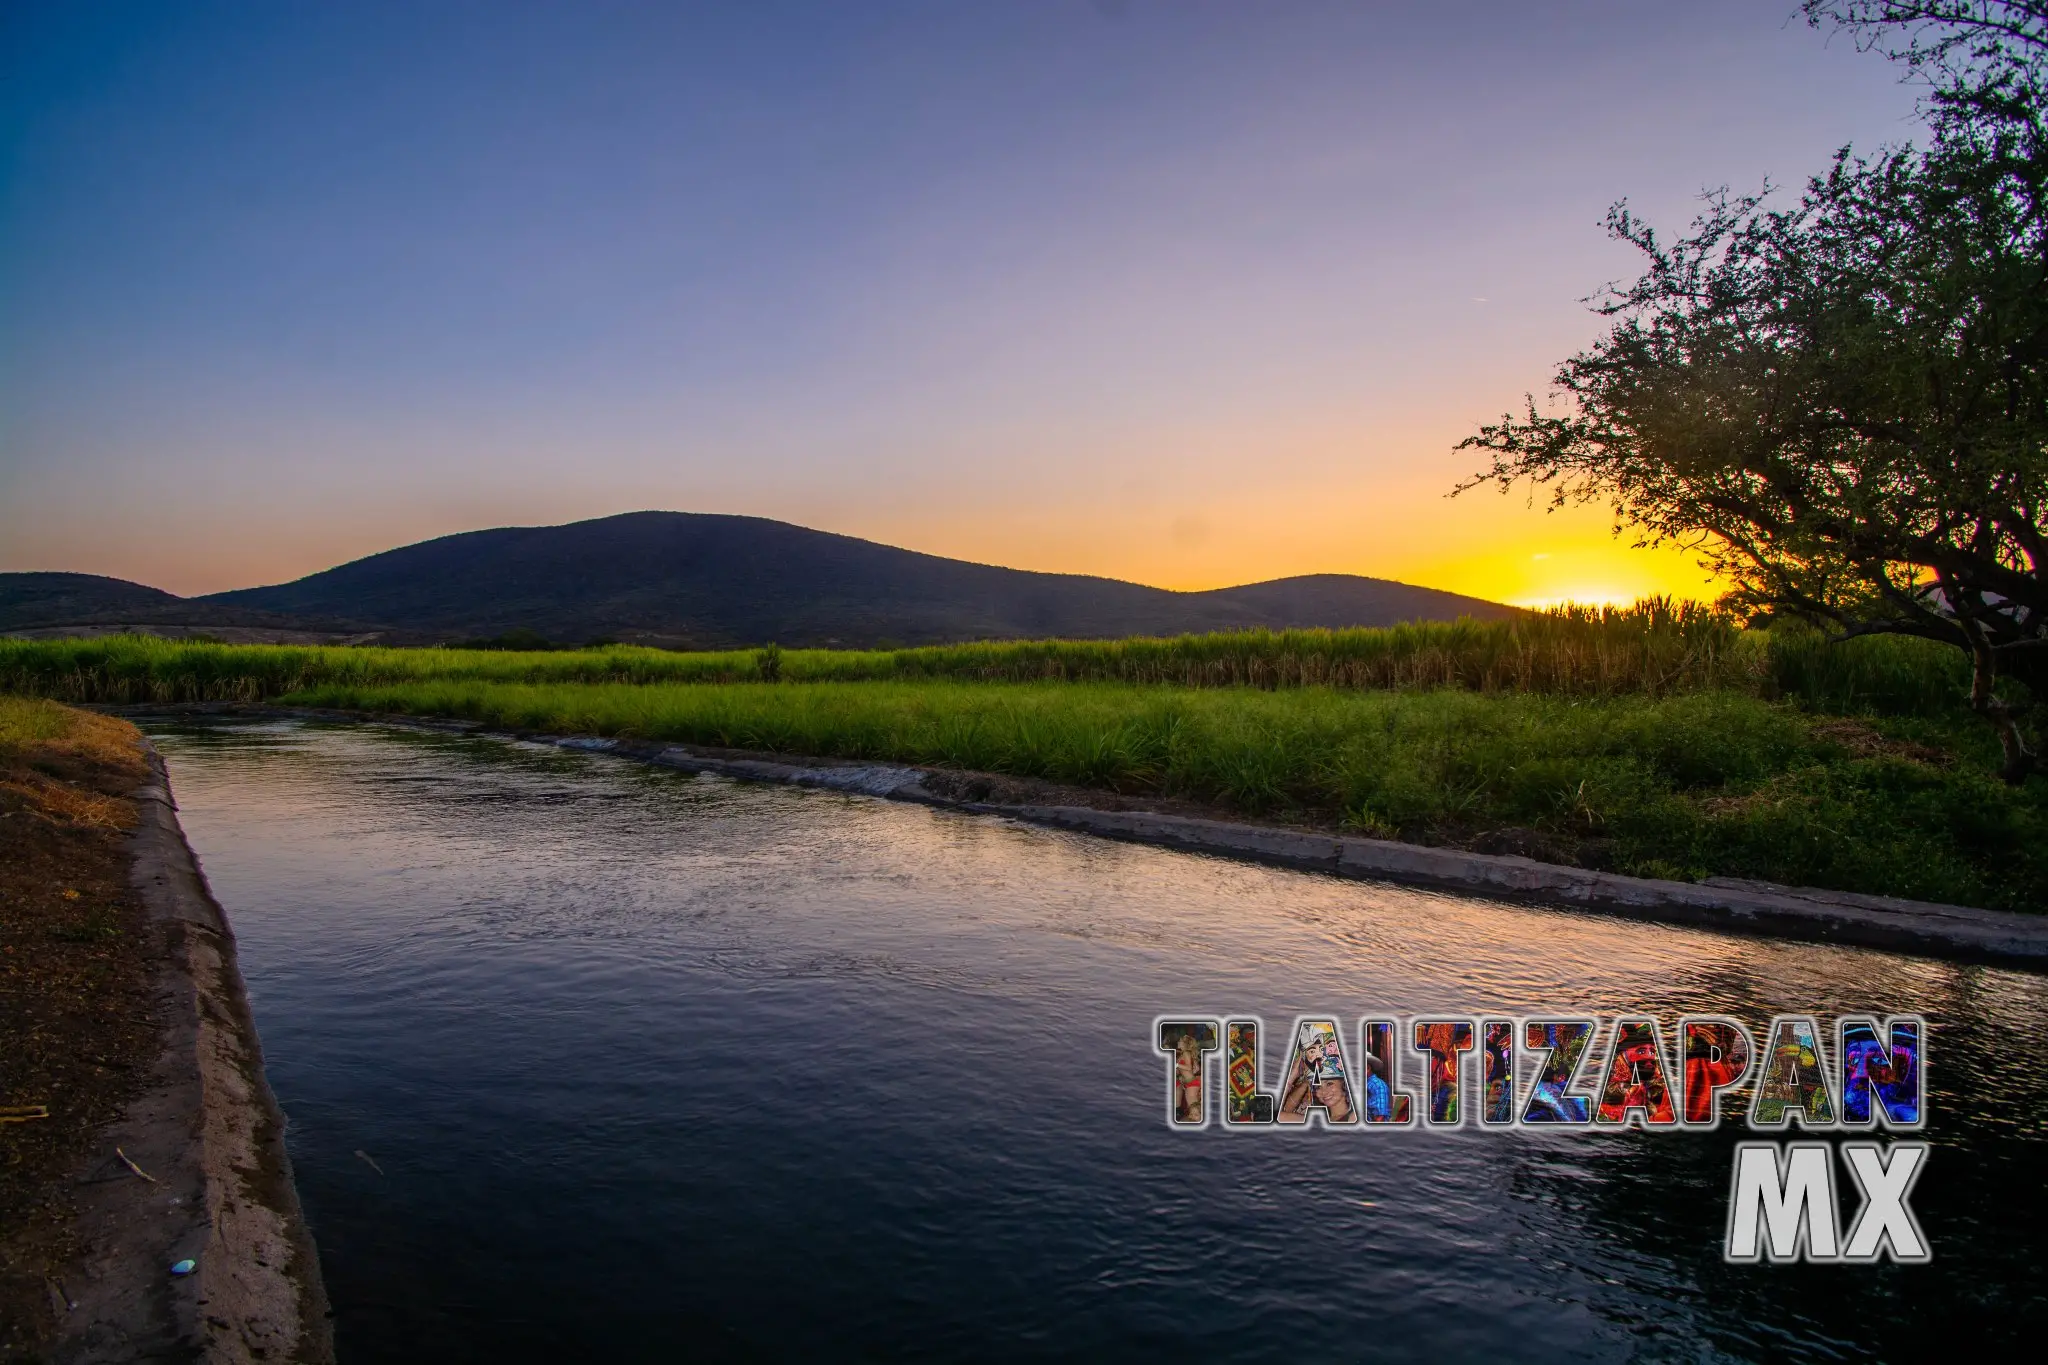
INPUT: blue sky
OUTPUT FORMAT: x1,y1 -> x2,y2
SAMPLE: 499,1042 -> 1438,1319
1,1 -> 1925,601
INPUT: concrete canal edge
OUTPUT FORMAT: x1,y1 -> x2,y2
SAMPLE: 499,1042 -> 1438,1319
54,741 -> 333,1364
117,705 -> 2048,975
549,733 -> 2048,972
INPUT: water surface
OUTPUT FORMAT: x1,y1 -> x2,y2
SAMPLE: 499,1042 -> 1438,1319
146,718 -> 2048,1363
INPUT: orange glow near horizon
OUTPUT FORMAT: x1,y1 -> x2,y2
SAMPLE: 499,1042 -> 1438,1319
3,461 -> 1728,610
1421,535 -> 1724,610
3,375 -> 1723,608
0,3 -> 1915,618
834,475 -> 1725,611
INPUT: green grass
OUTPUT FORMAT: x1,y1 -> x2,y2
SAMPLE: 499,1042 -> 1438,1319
4,605 -> 2037,909
0,694 -> 74,752
276,677 -> 2047,913
0,601 -> 1980,713
0,695 -> 148,824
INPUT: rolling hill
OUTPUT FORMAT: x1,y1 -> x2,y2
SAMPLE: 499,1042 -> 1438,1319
197,512 -> 1516,646
0,572 -> 374,641
0,572 -> 187,626
7,512 -> 1517,647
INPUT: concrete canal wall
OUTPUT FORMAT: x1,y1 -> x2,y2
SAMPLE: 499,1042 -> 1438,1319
53,742 -> 330,1364
569,734 -> 2048,971
123,705 -> 2043,971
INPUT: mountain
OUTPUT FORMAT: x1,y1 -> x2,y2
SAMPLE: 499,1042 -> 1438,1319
196,511 -> 1516,647
0,571 -> 381,642
1,572 -> 186,627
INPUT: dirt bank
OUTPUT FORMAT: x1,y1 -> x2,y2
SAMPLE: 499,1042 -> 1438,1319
0,700 -> 329,1363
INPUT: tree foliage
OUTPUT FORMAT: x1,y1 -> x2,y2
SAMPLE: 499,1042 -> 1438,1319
1803,2 -> 2048,130
1459,3 -> 2048,780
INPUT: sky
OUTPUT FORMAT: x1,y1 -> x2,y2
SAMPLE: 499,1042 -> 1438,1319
1,1 -> 1929,605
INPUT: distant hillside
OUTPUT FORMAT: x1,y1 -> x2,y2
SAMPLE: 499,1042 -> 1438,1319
199,511 -> 1517,647
0,571 -> 380,642
0,572 -> 185,628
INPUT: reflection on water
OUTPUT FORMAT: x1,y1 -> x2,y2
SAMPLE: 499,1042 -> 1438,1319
145,719 -> 2048,1364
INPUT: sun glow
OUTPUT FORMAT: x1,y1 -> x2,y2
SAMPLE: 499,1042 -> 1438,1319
1402,511 -> 1726,611
1508,586 -> 1649,610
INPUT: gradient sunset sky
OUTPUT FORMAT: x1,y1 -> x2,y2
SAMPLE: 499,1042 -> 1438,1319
2,1 -> 1926,604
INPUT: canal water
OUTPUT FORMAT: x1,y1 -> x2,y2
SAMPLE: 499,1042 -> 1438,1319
144,718 -> 2047,1363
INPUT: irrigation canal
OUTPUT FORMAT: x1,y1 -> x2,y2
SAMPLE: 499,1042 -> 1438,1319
144,716 -> 2048,1363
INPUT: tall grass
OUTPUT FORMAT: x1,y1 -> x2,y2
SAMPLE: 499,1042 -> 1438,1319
791,601 -> 1760,692
0,601 -> 1976,716
3,607 -> 2032,908
278,678 -> 2046,912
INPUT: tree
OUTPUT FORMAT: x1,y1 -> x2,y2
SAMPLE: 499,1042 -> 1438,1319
1457,6 -> 2048,782
1803,3 -> 2048,135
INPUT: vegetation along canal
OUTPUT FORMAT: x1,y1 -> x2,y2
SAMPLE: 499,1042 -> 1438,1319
145,716 -> 2047,1363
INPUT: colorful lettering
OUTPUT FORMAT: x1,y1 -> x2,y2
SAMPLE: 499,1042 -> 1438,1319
1278,1019 -> 1359,1125
1839,1017 -> 1922,1128
1520,1020 -> 1595,1125
1595,1017 -> 1677,1126
1224,1019 -> 1275,1125
1680,1017 -> 1753,1127
1480,1019 -> 1515,1125
1412,1019 -> 1475,1125
1156,1020 -> 1220,1127
1360,1019 -> 1414,1124
1750,1016 -> 1837,1129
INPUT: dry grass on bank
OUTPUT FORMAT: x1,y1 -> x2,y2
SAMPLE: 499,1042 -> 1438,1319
0,698 -> 149,832
0,698 -> 160,1361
